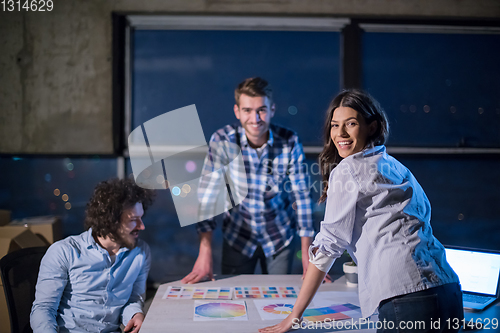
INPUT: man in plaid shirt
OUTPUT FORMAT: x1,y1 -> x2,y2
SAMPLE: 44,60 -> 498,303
182,77 -> 316,283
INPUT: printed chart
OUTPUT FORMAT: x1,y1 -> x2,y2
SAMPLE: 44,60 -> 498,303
234,286 -> 299,299
254,299 -> 297,320
303,303 -> 362,323
163,286 -> 233,300
193,301 -> 248,321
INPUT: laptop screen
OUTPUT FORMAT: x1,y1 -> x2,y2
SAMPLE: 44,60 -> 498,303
445,247 -> 500,296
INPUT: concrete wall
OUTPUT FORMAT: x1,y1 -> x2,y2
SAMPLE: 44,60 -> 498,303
0,0 -> 499,154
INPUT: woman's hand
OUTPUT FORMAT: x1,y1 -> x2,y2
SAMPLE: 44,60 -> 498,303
258,315 -> 299,333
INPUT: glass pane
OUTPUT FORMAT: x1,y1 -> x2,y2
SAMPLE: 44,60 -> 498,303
0,156 -> 117,237
132,30 -> 340,146
363,32 -> 500,147
396,155 -> 500,250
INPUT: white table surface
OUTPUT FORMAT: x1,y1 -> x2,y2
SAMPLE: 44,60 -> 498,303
141,274 -> 377,333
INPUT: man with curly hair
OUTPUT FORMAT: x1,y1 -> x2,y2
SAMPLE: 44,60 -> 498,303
31,178 -> 154,333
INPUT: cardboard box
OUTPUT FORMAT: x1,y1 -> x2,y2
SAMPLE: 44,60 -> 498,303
0,227 -> 47,333
8,216 -> 62,245
0,210 -> 10,227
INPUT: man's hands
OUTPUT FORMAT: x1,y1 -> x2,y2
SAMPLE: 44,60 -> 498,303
124,312 -> 144,333
181,250 -> 213,284
181,232 -> 214,284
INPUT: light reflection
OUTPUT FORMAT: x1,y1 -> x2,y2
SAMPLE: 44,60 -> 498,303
67,163 -> 74,171
450,106 -> 457,114
478,107 -> 484,115
423,105 -> 430,113
172,186 -> 181,196
458,213 -> 464,221
62,194 -> 69,202
45,174 -> 51,182
54,189 -> 60,196
288,106 -> 298,115
65,202 -> 71,210
409,105 -> 417,113
156,175 -> 164,184
182,184 -> 191,194
185,161 -> 196,173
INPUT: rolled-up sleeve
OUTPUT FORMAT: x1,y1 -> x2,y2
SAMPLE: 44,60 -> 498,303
310,163 -> 359,272
30,243 -> 70,333
121,243 -> 152,325
288,137 -> 314,238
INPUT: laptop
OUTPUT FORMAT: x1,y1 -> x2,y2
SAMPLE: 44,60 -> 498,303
444,246 -> 500,311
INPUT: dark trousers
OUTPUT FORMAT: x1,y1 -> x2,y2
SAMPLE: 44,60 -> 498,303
377,283 -> 464,333
221,240 -> 295,275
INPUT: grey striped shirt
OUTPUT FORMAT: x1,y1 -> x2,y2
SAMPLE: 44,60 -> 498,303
309,145 -> 459,317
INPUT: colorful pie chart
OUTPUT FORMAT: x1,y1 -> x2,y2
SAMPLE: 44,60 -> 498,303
195,302 -> 246,318
263,303 -> 294,315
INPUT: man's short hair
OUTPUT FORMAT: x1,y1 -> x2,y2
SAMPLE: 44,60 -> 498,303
234,77 -> 273,106
84,178 -> 155,239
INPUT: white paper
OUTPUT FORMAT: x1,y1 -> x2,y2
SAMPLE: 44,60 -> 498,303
253,299 -> 297,320
193,300 -> 248,321
162,286 -> 233,300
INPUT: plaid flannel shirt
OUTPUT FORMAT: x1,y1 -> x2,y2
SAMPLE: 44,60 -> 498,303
196,123 -> 314,258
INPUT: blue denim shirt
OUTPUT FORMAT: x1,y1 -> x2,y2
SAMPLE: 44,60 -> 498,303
30,228 -> 151,333
309,145 -> 459,317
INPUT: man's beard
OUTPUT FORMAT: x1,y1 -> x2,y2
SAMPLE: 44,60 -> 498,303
114,231 -> 138,249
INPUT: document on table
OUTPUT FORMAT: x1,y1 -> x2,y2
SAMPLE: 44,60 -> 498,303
163,286 -> 233,300
193,300 -> 248,321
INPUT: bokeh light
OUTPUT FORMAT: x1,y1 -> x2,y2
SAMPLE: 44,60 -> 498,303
182,184 -> 191,194
54,189 -> 60,196
45,173 -> 51,182
450,106 -> 457,114
288,106 -> 298,115
185,161 -> 196,173
156,175 -> 165,184
478,107 -> 484,115
172,186 -> 181,196
296,250 -> 302,260
65,202 -> 72,210
67,163 -> 74,171
62,194 -> 69,202
458,213 -> 464,221
423,105 -> 430,113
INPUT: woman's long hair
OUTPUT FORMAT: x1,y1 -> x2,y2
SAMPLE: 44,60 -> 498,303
318,89 -> 389,203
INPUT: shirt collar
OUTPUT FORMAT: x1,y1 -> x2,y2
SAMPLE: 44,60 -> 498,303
239,125 -> 274,148
85,228 -> 130,255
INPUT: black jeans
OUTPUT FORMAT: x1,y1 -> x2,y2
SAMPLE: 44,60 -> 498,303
221,240 -> 295,275
377,283 -> 464,332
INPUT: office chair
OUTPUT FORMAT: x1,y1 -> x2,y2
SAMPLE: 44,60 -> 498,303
0,246 -> 48,333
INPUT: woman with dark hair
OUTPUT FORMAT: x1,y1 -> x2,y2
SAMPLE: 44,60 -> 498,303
260,90 -> 463,333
